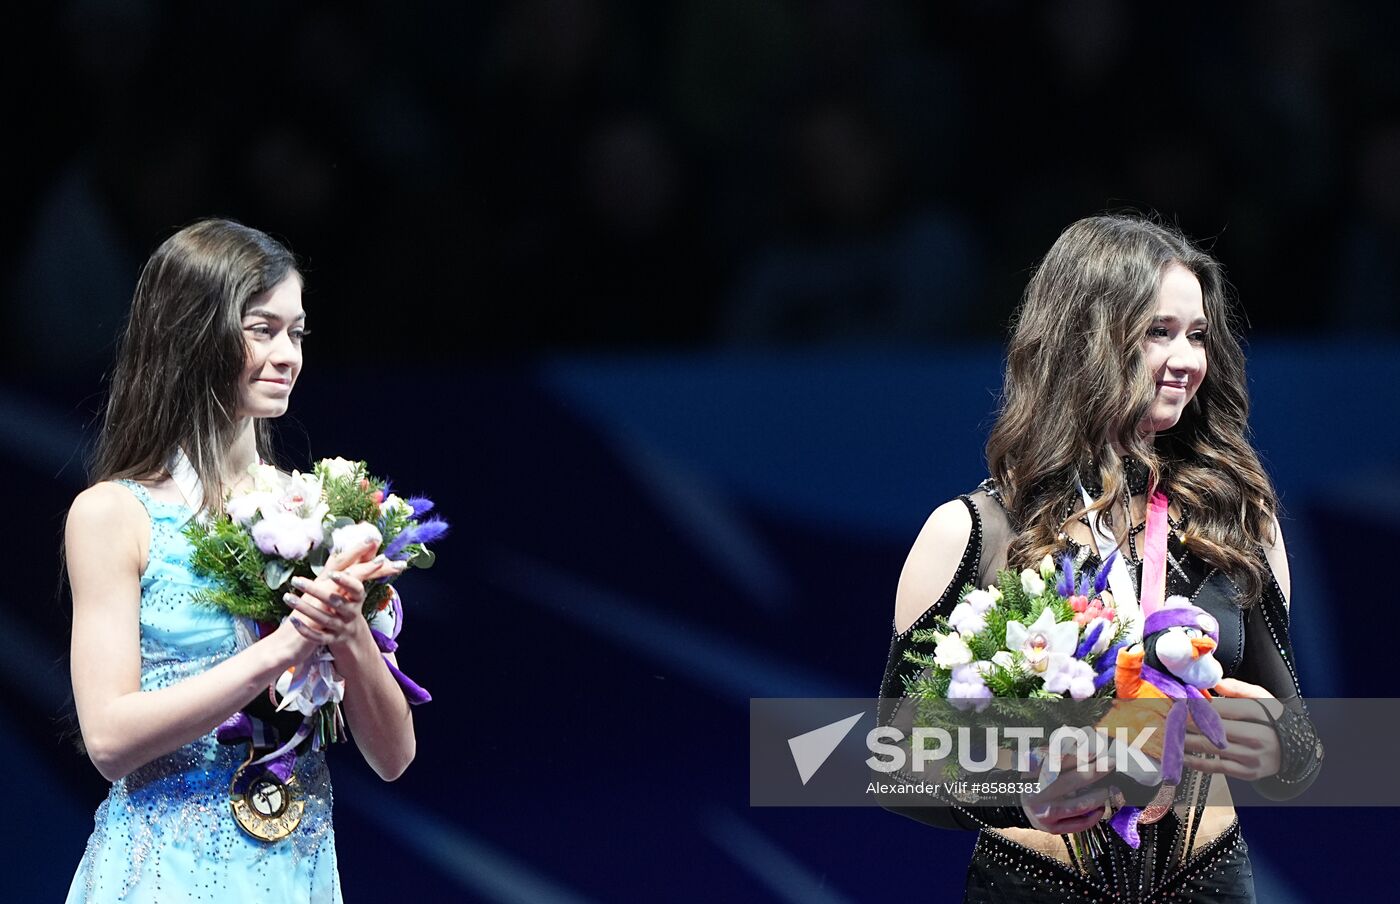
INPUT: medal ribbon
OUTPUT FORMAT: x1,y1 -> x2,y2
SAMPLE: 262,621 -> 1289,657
1078,480 -> 1170,643
1139,489 -> 1171,618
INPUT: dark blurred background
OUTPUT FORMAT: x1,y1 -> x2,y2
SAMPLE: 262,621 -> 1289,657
4,1 -> 1399,901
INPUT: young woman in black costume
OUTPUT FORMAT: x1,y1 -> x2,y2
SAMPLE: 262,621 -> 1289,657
879,215 -> 1323,902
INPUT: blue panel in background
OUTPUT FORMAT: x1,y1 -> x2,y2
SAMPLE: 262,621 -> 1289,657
6,343 -> 1398,900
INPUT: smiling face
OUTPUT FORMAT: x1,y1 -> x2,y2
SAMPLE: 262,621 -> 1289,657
1139,262 -> 1208,436
236,274 -> 306,419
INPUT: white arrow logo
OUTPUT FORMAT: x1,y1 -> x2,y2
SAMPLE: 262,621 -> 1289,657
787,712 -> 865,785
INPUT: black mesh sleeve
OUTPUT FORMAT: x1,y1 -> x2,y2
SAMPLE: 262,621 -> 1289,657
1234,571 -> 1324,799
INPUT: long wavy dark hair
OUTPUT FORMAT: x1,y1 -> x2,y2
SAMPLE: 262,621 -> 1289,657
89,218 -> 298,511
986,214 -> 1277,605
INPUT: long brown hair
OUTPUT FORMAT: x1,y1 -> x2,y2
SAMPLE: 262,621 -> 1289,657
986,214 -> 1277,604
89,218 -> 298,512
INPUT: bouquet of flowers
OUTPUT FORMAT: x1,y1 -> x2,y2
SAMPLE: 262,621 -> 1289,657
904,550 -> 1229,850
899,555 -> 1136,827
904,553 -> 1130,714
185,457 -> 445,748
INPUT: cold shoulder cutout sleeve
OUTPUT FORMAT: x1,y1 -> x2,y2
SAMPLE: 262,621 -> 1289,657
876,487 -> 1033,831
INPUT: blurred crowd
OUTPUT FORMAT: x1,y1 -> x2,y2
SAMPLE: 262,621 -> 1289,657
4,0 -> 1399,376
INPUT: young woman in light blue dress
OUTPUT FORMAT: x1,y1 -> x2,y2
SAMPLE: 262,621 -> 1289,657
65,219 -> 416,902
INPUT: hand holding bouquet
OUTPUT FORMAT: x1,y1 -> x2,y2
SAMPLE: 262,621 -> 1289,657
186,457 -> 443,752
902,554 -> 1139,836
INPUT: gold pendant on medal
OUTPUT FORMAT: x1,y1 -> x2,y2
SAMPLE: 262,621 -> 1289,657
230,761 -> 304,842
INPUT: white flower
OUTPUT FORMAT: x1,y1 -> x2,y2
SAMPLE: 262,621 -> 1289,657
332,521 -> 383,556
1040,554 -> 1057,580
963,588 -> 1000,615
282,469 -> 323,508
1085,616 -> 1115,655
381,493 -> 414,518
226,491 -> 276,527
250,463 -> 287,494
1004,608 -> 1079,677
1042,657 -> 1097,700
1020,569 -> 1046,597
933,633 -> 974,669
318,457 -> 359,481
251,512 -> 324,560
947,663 -> 993,711
972,650 -> 1016,678
948,601 -> 987,637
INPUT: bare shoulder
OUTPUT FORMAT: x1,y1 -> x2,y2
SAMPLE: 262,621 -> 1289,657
1261,513 -> 1291,610
68,482 -> 145,529
66,483 -> 147,573
894,499 -> 974,634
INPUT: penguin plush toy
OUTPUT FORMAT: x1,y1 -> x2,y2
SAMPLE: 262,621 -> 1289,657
1106,596 -> 1229,846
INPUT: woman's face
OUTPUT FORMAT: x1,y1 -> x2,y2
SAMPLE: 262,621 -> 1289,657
1139,262 -> 1208,435
236,274 -> 305,419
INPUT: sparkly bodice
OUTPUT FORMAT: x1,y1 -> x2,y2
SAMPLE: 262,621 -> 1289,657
128,482 -> 240,690
878,478 -> 1305,900
67,481 -> 339,903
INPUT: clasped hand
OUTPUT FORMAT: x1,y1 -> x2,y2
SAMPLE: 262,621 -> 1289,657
1181,677 -> 1283,781
1022,678 -> 1284,832
283,538 -> 408,648
1020,746 -> 1117,834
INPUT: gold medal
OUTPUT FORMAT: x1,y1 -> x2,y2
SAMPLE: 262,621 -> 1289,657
1138,782 -> 1176,824
229,749 -> 304,842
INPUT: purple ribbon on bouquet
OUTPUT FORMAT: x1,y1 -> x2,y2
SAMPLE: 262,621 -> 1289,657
368,586 -> 432,704
217,711 -> 308,791
219,586 -> 431,788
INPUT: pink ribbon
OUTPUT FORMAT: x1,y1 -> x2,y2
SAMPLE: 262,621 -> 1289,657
1139,488 -> 1170,618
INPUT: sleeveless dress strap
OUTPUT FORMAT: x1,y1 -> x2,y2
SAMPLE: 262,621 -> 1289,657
112,478 -> 156,512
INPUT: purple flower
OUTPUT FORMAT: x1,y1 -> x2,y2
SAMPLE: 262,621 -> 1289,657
384,517 -> 449,559
1074,621 -> 1105,659
404,496 -> 435,517
1056,555 -> 1076,597
1093,643 -> 1126,691
1094,550 -> 1117,593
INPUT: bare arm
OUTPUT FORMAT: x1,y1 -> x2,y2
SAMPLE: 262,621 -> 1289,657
894,499 -> 972,634
68,483 -> 320,782
1263,514 -> 1291,611
333,622 -> 415,781
889,497 -> 1105,833
284,552 -> 416,781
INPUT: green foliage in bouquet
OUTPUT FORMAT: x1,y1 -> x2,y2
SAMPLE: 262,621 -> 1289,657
184,458 -> 445,624
898,560 -> 1131,777
185,516 -> 299,622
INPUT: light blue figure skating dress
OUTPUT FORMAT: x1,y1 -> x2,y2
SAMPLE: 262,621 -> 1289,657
67,481 -> 340,903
